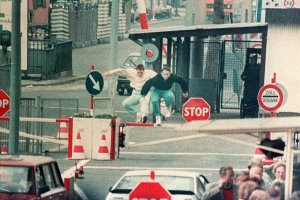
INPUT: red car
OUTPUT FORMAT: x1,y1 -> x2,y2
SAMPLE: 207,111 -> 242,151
0,154 -> 68,200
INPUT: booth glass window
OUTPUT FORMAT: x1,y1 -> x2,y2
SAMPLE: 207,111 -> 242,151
292,152 -> 300,192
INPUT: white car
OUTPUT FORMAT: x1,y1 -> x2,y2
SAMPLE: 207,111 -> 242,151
105,170 -> 209,200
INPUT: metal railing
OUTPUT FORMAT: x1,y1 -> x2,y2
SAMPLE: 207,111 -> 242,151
0,97 -> 79,154
27,38 -> 72,79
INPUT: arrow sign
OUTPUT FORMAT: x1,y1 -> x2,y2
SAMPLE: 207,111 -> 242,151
89,73 -> 100,91
85,71 -> 104,95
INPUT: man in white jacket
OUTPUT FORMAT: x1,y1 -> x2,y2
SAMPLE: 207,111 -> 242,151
104,64 -> 156,122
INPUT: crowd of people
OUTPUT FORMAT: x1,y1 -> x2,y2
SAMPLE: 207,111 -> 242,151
202,157 -> 300,200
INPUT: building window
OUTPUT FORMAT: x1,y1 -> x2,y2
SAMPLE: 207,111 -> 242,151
35,0 -> 44,8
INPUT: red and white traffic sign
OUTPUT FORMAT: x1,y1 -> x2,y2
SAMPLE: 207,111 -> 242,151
129,181 -> 171,200
182,98 -> 210,122
0,90 -> 10,117
257,84 -> 284,112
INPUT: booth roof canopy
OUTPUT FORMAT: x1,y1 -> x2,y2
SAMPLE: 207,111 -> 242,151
129,22 -> 268,39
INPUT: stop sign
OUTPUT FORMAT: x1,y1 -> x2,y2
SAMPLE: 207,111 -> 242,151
129,181 -> 171,200
0,90 -> 10,117
182,98 -> 210,122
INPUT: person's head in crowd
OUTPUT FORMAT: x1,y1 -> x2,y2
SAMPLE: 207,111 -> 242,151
219,166 -> 235,189
238,180 -> 258,200
249,164 -> 264,184
248,157 -> 263,170
269,181 -> 284,200
234,170 -> 250,184
249,187 -> 270,200
272,162 -> 286,182
289,190 -> 300,200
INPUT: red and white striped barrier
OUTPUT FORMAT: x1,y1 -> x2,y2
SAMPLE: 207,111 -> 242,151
57,115 -> 69,139
136,0 -> 148,29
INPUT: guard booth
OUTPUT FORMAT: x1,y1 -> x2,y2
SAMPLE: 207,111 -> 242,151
240,48 -> 262,118
128,23 -> 268,115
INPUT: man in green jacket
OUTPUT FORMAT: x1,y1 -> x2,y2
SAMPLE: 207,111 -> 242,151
141,66 -> 188,126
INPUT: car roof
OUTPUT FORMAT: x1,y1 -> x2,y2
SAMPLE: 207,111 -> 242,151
0,154 -> 55,167
123,170 -> 201,178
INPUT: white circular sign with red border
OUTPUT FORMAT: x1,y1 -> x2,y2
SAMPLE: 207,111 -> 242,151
257,84 -> 284,112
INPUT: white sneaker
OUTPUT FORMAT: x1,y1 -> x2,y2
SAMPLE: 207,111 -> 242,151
164,106 -> 172,118
136,112 -> 142,122
155,116 -> 161,126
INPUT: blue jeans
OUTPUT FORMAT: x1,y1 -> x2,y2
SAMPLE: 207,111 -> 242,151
122,90 -> 150,116
151,88 -> 174,116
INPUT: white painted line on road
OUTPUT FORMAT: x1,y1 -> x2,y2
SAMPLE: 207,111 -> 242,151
128,133 -> 208,148
121,152 -> 253,157
83,166 -> 247,172
75,183 -> 89,200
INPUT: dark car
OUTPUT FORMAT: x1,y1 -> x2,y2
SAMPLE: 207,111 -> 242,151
117,53 -> 144,96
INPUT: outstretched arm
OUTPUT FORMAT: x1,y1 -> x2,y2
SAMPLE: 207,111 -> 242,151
141,78 -> 154,96
104,68 -> 126,78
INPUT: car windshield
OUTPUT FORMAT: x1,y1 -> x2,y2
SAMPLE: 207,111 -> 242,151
124,55 -> 144,68
114,175 -> 194,194
0,166 -> 34,194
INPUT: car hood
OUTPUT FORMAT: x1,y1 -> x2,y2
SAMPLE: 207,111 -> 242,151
106,192 -> 198,200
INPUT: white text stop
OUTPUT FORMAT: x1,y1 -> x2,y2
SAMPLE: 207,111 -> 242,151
183,107 -> 209,117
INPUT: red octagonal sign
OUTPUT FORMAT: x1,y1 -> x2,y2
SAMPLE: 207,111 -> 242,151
0,90 -> 10,117
129,181 -> 171,200
182,98 -> 210,122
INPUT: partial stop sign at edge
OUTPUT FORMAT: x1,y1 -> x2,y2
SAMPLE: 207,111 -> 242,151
0,89 -> 10,117
182,97 -> 210,122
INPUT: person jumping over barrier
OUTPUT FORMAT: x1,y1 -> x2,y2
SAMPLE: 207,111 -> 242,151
104,64 -> 156,122
141,66 -> 189,126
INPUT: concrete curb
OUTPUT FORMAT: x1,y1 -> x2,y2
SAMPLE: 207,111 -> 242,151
21,75 -> 86,87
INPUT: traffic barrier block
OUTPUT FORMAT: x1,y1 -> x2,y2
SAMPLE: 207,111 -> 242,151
72,132 -> 86,160
95,134 -> 110,160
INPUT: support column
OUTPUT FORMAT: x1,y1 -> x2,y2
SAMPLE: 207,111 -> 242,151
9,0 -> 21,154
241,0 -> 252,23
175,37 -> 183,112
109,0 -> 120,115
182,37 -> 191,83
153,38 -> 163,72
166,38 -> 172,67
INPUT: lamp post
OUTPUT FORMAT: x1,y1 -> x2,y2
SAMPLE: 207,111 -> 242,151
9,0 -> 21,154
